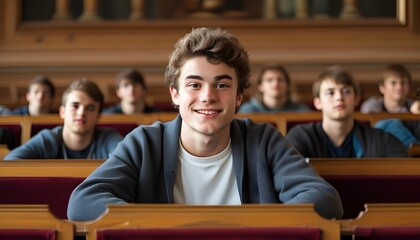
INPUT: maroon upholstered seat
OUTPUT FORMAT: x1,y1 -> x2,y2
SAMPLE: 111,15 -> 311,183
97,123 -> 138,136
0,229 -> 56,240
0,124 -> 21,149
0,177 -> 85,219
354,226 -> 420,240
31,123 -> 59,136
323,175 -> 420,219
97,227 -> 322,240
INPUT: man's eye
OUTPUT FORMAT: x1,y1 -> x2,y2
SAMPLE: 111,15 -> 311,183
343,89 -> 352,95
216,83 -> 228,88
188,83 -> 200,88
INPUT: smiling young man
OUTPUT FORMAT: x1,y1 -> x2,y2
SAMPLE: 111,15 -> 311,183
4,79 -> 123,160
68,27 -> 343,221
286,66 -> 408,158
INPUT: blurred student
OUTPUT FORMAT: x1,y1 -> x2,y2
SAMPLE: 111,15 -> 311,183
374,87 -> 420,147
103,69 -> 158,114
361,64 -> 415,113
286,66 -> 408,158
239,64 -> 311,113
4,79 -> 122,160
68,27 -> 343,221
0,105 -> 11,115
10,76 -> 57,115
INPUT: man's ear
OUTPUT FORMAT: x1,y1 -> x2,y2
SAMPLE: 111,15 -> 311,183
59,106 -> 65,119
25,92 -> 31,102
379,84 -> 386,95
169,87 -> 180,106
236,94 -> 243,107
313,97 -> 322,110
116,88 -> 122,99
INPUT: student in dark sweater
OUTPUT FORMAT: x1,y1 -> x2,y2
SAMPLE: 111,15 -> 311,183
286,66 -> 408,158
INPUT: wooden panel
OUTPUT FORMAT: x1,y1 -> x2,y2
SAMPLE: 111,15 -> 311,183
0,159 -> 104,177
340,203 -> 420,235
84,204 -> 340,240
309,158 -> 420,175
0,204 -> 74,240
1,112 -> 416,146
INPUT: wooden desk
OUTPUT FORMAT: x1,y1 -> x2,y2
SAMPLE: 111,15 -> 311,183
0,204 -> 74,240
409,144 -> 420,157
81,204 -> 340,240
309,157 -> 420,175
340,203 -> 420,236
0,159 -> 104,177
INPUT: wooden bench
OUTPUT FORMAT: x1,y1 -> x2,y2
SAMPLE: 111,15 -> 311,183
0,204 -> 74,240
84,204 -> 340,240
0,159 -> 104,177
235,112 -> 420,135
0,159 -> 104,219
21,114 -> 157,143
409,143 -> 420,157
309,158 -> 420,219
0,145 -> 10,160
341,203 -> 420,239
0,115 -> 25,149
309,157 -> 420,175
1,112 -> 418,146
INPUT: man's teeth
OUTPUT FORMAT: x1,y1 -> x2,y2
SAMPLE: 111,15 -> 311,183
197,110 -> 218,115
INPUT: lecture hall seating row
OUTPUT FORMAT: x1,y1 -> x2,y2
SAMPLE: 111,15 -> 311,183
2,203 -> 420,240
1,158 -> 420,239
1,157 -> 420,220
1,112 -> 419,148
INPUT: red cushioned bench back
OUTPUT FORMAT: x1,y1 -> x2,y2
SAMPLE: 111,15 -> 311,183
0,177 -> 85,219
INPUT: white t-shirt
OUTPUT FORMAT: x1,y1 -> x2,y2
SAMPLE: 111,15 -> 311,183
173,140 -> 241,205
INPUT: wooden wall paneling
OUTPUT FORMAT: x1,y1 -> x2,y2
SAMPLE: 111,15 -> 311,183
0,0 -> 419,108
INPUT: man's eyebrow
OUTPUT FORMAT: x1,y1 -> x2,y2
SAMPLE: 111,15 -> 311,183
214,74 -> 233,81
185,75 -> 203,80
184,74 -> 233,81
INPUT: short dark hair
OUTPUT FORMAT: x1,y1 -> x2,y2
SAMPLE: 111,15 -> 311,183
61,79 -> 104,112
313,65 -> 360,98
115,69 -> 146,89
381,64 -> 412,85
29,75 -> 55,98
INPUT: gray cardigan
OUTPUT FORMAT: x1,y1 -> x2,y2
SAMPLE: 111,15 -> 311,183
67,115 -> 343,221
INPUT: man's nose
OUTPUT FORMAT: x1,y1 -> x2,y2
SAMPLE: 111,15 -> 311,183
76,106 -> 86,115
335,91 -> 344,100
199,86 -> 216,103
